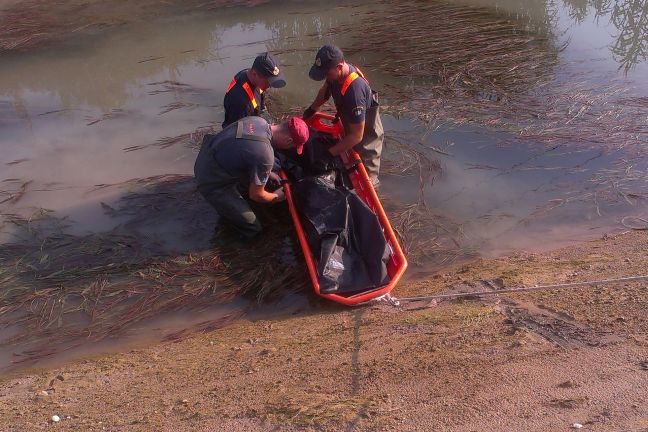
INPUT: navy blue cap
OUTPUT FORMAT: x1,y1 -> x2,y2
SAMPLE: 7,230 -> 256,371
309,45 -> 344,81
252,52 -> 286,88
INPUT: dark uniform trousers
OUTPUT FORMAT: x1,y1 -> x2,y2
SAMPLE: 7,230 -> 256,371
196,139 -> 262,240
356,97 -> 384,185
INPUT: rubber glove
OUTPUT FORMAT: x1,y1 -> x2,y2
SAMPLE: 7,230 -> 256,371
268,171 -> 281,183
273,188 -> 286,203
302,107 -> 316,120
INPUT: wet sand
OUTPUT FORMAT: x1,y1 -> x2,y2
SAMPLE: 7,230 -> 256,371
1,229 -> 647,431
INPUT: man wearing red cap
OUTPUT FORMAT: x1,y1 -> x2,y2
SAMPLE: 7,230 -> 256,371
195,116 -> 309,240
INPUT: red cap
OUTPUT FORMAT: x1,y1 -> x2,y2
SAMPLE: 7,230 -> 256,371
286,116 -> 309,154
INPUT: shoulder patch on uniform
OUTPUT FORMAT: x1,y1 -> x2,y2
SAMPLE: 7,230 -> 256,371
352,106 -> 365,117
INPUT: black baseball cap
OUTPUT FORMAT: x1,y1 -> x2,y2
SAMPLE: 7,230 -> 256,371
252,52 -> 286,88
308,44 -> 344,81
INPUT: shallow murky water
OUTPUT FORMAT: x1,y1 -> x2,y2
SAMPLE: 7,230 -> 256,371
1,0 -> 647,370
1,0 -> 645,249
0,2 -> 360,236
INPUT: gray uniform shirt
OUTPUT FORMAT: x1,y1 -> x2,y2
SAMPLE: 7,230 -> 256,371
194,116 -> 274,190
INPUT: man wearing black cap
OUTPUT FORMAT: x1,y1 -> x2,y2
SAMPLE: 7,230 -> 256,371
303,44 -> 384,186
222,52 -> 286,129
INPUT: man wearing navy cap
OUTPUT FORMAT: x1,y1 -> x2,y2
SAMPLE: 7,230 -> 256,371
303,44 -> 384,186
222,52 -> 286,129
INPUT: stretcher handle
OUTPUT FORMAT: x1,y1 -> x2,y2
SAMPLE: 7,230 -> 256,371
307,112 -> 343,138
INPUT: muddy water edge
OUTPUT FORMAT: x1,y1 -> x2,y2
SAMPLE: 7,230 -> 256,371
1,0 -> 647,374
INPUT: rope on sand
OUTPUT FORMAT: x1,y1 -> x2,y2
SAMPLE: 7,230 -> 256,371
621,216 -> 648,230
378,274 -> 648,305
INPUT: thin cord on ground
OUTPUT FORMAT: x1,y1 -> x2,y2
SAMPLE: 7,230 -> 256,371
393,274 -> 648,303
621,216 -> 648,230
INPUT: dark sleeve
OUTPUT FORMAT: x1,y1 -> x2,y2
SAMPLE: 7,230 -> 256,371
324,81 -> 332,100
248,146 -> 274,186
223,86 -> 254,128
342,82 -> 369,124
259,90 -> 266,113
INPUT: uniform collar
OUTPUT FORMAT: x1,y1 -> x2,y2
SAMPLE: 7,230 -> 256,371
237,69 -> 256,90
327,63 -> 355,85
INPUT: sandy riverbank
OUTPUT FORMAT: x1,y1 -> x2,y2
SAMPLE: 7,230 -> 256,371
1,229 -> 646,431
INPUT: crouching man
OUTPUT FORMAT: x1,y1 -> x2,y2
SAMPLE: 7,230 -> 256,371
194,116 -> 309,240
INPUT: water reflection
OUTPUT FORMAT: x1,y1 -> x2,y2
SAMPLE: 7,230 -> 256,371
380,117 -> 648,256
0,2 -> 368,237
600,0 -> 648,72
560,0 -> 648,72
1,0 -> 646,250
0,1 -> 362,112
1,19 -> 224,111
468,0 -> 648,72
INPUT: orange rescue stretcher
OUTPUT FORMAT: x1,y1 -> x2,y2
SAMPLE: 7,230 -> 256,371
279,112 -> 407,306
